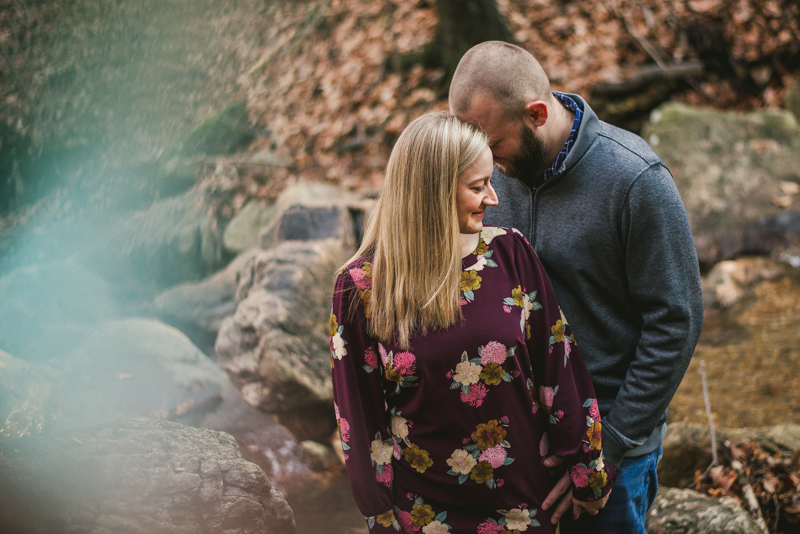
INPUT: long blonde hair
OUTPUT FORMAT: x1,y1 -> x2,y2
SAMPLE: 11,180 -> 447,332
344,111 -> 489,349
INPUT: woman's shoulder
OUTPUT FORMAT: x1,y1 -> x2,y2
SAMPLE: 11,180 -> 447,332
480,225 -> 531,250
337,254 -> 374,291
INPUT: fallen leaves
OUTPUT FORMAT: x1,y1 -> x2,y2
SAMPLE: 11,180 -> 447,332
695,440 -> 800,531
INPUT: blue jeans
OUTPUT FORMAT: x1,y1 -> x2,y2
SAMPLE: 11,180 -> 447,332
559,445 -> 662,534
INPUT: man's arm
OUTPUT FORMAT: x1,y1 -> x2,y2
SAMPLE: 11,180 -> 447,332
602,163 -> 704,467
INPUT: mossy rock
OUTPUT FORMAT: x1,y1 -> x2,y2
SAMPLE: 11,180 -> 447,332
173,101 -> 255,157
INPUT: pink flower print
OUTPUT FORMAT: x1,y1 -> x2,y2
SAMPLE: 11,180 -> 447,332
477,520 -> 505,534
539,433 -> 549,458
555,410 -> 564,419
503,305 -> 511,313
479,445 -> 508,468
339,418 -> 350,443
375,462 -> 393,487
496,479 -> 504,487
460,382 -> 488,407
364,346 -> 377,369
480,341 -> 507,365
570,464 -> 591,488
500,416 -> 509,425
397,510 -> 420,533
540,386 -> 555,409
393,352 -> 417,375
350,268 -> 370,290
334,403 -> 340,420
393,439 -> 402,460
589,399 -> 600,420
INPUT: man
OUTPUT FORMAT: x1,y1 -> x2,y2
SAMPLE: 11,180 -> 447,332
449,41 -> 703,533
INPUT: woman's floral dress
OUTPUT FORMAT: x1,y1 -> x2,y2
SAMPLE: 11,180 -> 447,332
330,227 -> 615,534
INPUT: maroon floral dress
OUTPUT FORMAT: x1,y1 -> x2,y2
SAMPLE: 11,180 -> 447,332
330,227 -> 614,534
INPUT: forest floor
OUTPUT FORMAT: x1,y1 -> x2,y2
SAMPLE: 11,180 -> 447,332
670,271 -> 800,429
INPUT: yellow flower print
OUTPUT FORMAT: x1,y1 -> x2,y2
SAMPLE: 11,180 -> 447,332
511,285 -> 525,307
469,461 -> 494,484
385,364 -> 402,384
587,421 -> 602,450
411,503 -> 435,526
589,470 -> 607,491
329,313 -> 339,336
480,363 -> 504,386
404,444 -> 433,473
362,262 -> 372,279
460,270 -> 482,292
376,510 -> 396,527
525,323 -> 531,341
551,320 -> 565,343
360,288 -> 372,318
474,239 -> 488,255
471,420 -> 507,451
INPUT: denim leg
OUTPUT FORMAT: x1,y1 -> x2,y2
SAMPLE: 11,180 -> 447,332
559,446 -> 661,534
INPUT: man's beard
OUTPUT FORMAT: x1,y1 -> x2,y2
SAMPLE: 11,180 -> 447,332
497,123 -> 548,183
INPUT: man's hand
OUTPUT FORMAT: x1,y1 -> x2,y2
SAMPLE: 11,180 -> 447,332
541,455 -> 574,525
572,492 -> 610,518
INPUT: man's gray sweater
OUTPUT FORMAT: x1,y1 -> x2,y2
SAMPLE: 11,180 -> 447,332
484,94 -> 703,467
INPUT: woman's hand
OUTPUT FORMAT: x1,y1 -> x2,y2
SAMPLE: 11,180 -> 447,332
573,490 -> 611,518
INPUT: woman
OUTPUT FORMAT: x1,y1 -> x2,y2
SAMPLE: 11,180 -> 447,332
330,111 -> 613,533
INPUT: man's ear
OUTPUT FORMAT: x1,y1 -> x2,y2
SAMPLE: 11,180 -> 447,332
525,101 -> 548,127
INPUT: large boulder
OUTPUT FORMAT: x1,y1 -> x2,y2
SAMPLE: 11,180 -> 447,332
643,103 -> 800,268
85,190 -> 226,290
53,318 -> 230,432
0,261 -> 120,362
659,422 -> 800,488
216,182 -> 362,441
647,487 -> 763,534
216,239 -> 351,442
0,418 -> 295,534
153,249 -> 259,354
0,349 -> 61,439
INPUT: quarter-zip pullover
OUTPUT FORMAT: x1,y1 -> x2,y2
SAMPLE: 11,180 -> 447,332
484,94 -> 704,466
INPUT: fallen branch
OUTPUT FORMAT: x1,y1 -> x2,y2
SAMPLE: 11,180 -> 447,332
701,360 -> 719,468
590,61 -> 704,97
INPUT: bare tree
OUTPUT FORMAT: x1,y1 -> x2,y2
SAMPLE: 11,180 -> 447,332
421,0 -> 516,82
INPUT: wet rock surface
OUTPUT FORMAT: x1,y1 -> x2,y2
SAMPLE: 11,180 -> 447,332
0,418 -> 295,534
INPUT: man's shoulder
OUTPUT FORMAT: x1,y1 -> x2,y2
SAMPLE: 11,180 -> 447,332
593,119 -> 664,170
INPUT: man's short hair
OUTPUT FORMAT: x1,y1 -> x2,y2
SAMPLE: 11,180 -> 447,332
449,41 -> 552,119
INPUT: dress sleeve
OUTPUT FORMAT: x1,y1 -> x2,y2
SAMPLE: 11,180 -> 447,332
512,232 -> 616,502
330,267 -> 400,532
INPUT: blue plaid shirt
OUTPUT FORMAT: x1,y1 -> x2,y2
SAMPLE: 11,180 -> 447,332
538,92 -> 582,186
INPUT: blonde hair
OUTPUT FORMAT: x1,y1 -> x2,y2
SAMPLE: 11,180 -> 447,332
344,111 -> 488,349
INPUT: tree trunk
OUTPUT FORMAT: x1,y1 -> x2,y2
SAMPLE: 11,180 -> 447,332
423,0 -> 516,82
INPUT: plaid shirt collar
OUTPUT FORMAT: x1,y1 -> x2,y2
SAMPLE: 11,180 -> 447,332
537,92 -> 582,186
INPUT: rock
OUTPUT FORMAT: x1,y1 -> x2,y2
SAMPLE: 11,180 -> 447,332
702,256 -> 793,308
0,418 -> 295,534
216,239 -> 351,441
52,318 -> 230,432
0,349 -> 62,439
0,261 -> 120,362
643,103 -> 800,268
659,422 -> 800,488
174,101 -> 255,157
646,487 -> 762,534
86,190 -> 226,290
298,440 -> 341,472
258,181 -> 359,250
153,249 -> 258,354
223,200 -> 279,253
786,78 -> 800,123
